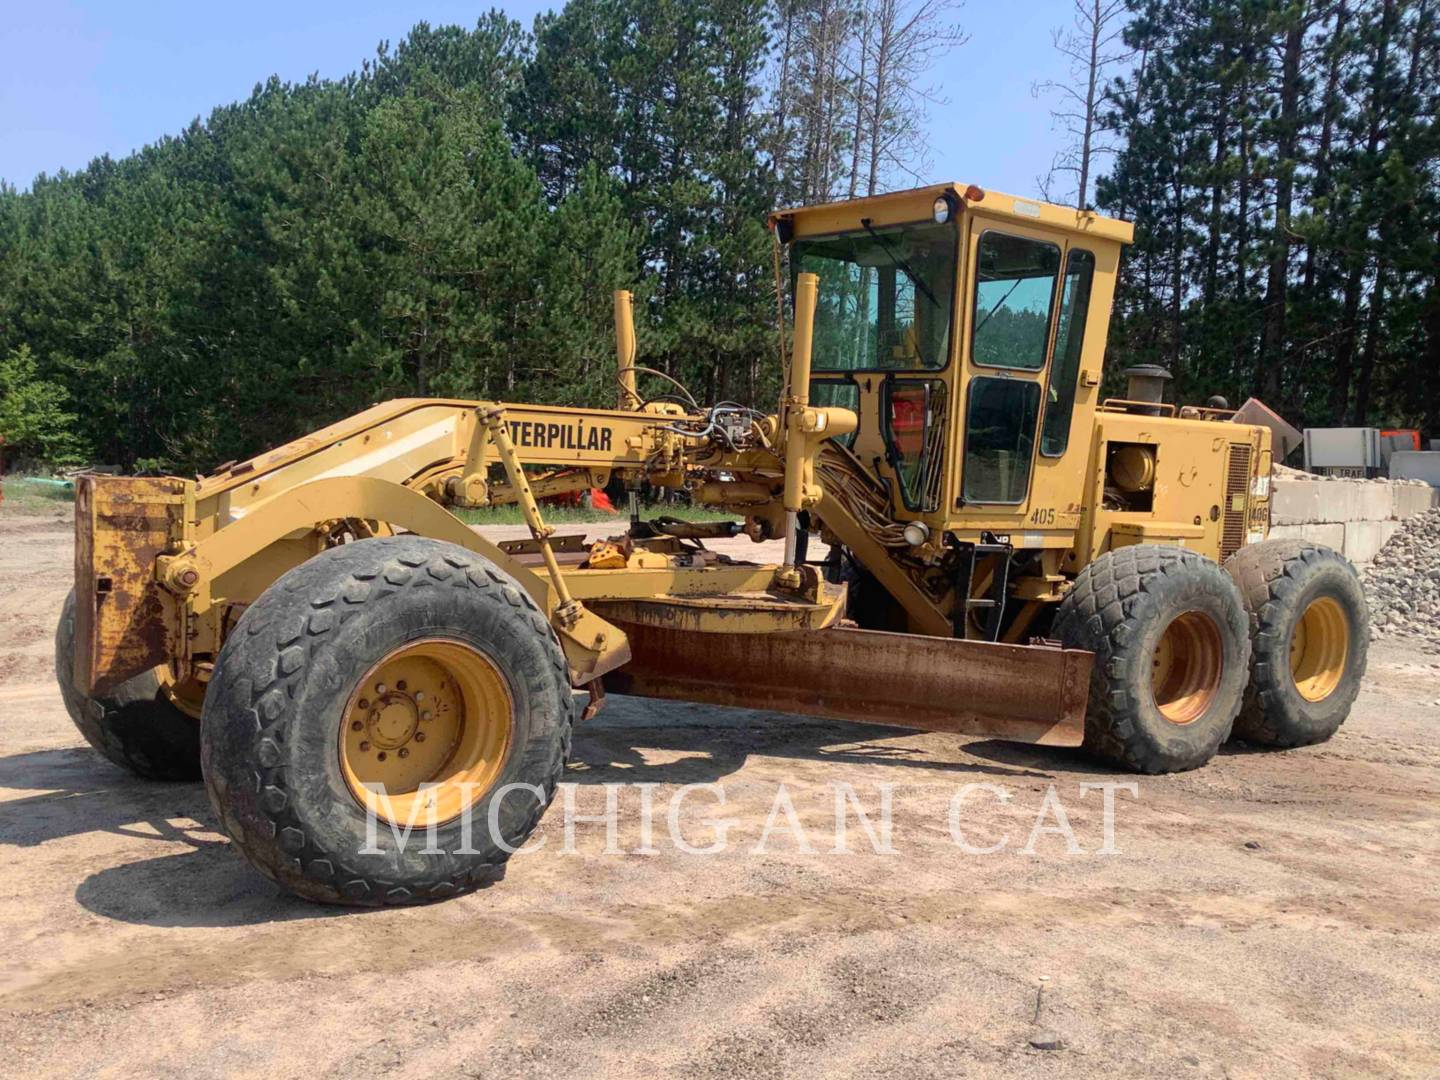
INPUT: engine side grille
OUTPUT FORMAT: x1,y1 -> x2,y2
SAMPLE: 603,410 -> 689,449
1221,444 -> 1252,561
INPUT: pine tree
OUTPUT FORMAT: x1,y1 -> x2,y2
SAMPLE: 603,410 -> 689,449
1099,0 -> 1440,433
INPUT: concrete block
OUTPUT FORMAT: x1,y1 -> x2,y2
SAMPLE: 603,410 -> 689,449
1267,522 -> 1345,549
1392,482 -> 1440,520
1311,480 -> 1359,523
1353,483 -> 1393,522
1270,480 -> 1322,525
1343,519 -> 1400,565
1389,450 -> 1440,485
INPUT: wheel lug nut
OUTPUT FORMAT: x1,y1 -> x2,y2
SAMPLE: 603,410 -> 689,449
358,698 -> 369,710
351,720 -> 363,732
377,751 -> 387,762
359,741 -> 370,751
398,748 -> 410,758
414,732 -> 426,743
415,691 -> 425,702
397,680 -> 407,691
376,683 -> 387,694
421,710 -> 433,721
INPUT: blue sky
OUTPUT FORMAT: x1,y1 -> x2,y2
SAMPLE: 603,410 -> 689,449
2,0 -> 1084,198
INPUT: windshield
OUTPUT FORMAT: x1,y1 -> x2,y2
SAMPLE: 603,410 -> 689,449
793,220 -> 957,371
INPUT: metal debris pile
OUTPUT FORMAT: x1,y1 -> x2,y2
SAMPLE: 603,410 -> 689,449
1364,507 -> 1440,647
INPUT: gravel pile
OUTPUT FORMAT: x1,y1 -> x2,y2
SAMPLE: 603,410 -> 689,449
1364,507 -> 1440,647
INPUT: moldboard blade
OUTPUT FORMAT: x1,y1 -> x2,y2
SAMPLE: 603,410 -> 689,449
605,623 -> 1092,746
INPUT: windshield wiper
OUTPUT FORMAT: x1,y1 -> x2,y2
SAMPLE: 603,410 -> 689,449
860,218 -> 941,311
971,276 -> 1026,337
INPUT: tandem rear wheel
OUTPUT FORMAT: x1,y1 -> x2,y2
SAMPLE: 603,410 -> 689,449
199,536 -> 576,906
1223,539 -> 1368,748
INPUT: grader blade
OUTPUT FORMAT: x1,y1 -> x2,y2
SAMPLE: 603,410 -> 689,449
605,623 -> 1093,746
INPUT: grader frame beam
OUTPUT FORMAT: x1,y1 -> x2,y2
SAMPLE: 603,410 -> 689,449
78,431 -> 1059,741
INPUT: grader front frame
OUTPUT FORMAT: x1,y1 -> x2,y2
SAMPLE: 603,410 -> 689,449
60,181 -> 1369,906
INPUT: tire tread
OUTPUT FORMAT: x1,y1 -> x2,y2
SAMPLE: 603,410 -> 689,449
201,538 -> 576,906
1224,539 -> 1367,746
1053,544 -> 1250,773
55,591 -> 201,781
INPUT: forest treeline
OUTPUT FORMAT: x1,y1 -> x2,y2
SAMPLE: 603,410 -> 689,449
0,0 -> 1435,471
1100,0 -> 1439,440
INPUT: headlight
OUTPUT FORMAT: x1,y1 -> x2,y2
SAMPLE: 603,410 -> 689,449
932,196 -> 951,224
903,521 -> 931,547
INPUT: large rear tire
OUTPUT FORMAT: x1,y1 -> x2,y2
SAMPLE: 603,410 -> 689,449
200,536 -> 575,906
54,589 -> 202,780
1054,545 -> 1250,773
1223,539 -> 1367,747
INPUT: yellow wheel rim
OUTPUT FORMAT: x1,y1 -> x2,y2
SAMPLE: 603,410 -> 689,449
339,639 -> 513,826
1289,596 -> 1349,703
1151,610 -> 1224,725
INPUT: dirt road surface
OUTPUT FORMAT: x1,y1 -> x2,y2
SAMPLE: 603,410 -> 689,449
2,508 -> 1438,1078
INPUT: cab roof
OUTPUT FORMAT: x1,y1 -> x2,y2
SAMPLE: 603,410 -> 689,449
769,182 -> 1135,246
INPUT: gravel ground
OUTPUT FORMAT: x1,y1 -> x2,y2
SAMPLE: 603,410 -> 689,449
2,508 -> 1439,1078
1365,508 -> 1440,650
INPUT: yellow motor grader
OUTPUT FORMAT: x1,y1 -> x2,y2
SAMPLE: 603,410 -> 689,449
57,183 -> 1368,905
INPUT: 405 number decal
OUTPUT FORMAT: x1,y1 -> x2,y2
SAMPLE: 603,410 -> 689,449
1028,507 -> 1056,526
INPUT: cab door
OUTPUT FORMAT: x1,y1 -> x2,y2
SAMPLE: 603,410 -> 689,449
954,225 -> 1062,516
951,218 -> 1106,535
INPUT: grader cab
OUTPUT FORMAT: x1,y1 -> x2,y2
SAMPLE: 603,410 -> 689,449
59,183 -> 1368,905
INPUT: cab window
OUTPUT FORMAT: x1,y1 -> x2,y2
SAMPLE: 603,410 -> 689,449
794,220 -> 958,372
1040,249 -> 1096,457
971,232 -> 1061,370
883,379 -> 946,511
962,377 -> 1041,504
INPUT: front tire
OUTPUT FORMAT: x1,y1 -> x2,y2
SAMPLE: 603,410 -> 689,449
200,536 -> 576,906
54,589 -> 202,780
1223,539 -> 1368,747
1054,545 -> 1250,773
